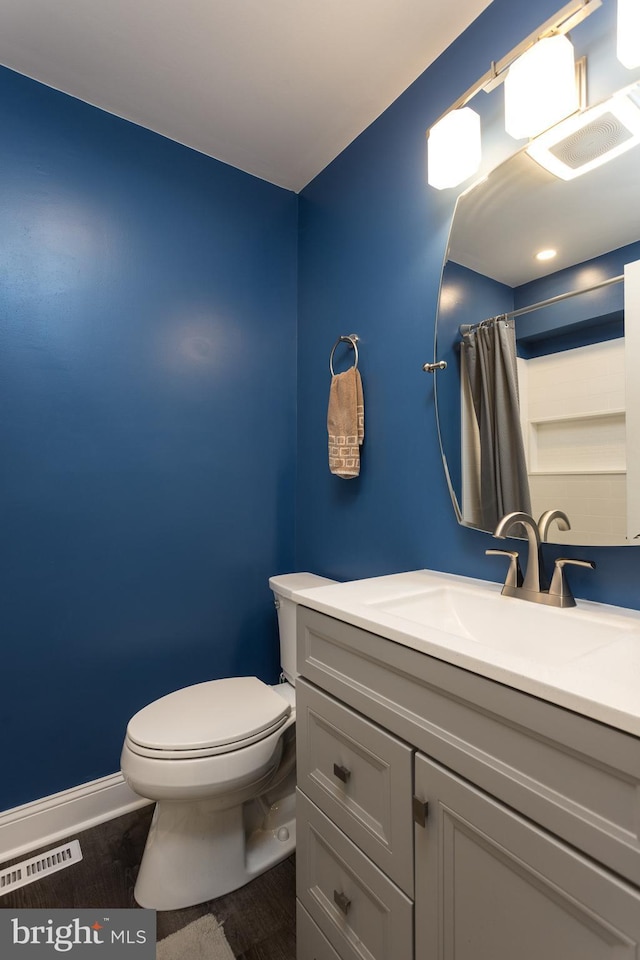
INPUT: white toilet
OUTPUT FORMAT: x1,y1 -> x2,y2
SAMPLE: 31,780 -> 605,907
120,572 -> 334,911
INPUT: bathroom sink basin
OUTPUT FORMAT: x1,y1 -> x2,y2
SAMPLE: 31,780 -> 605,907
296,569 -> 640,669
368,584 -> 637,665
294,568 -> 640,736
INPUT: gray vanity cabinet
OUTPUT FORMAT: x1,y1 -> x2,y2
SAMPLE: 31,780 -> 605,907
415,755 -> 640,959
295,605 -> 640,960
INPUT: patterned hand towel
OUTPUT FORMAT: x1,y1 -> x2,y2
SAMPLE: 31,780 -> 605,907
327,366 -> 364,478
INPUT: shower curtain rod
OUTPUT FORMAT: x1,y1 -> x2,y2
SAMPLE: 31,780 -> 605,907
459,273 -> 623,335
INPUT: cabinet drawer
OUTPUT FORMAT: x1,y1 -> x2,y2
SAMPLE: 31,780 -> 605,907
297,901 -> 342,960
298,605 -> 640,886
296,790 -> 413,960
296,678 -> 414,895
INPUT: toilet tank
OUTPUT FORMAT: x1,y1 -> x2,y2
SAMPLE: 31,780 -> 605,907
269,573 -> 336,684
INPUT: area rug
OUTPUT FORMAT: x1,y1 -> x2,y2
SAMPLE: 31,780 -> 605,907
156,914 -> 235,960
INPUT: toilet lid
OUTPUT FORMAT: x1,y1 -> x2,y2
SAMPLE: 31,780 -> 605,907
126,677 -> 291,754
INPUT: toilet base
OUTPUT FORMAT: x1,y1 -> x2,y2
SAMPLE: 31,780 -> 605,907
133,790 -> 296,910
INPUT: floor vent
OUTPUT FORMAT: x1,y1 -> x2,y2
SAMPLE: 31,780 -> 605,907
0,839 -> 83,896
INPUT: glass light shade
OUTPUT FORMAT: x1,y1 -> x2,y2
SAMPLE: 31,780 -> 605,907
617,0 -> 640,69
504,34 -> 578,140
427,108 -> 481,190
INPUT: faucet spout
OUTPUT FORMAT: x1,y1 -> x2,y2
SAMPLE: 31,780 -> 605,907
494,511 -> 548,593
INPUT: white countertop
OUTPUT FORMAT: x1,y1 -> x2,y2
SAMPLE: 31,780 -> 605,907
295,569 -> 640,737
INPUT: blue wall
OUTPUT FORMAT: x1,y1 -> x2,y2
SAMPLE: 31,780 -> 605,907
0,67 -> 297,810
3,0 -> 640,814
296,0 -> 640,608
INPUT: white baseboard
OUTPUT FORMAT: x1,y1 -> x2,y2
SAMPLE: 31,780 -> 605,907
0,773 -> 152,865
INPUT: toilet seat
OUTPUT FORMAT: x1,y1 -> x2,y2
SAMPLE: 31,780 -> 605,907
125,677 -> 291,760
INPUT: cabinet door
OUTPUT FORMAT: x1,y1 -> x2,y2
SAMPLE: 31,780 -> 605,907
415,754 -> 640,960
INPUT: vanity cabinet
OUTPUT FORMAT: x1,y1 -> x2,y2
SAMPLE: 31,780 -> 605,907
295,605 -> 640,960
416,755 -> 640,959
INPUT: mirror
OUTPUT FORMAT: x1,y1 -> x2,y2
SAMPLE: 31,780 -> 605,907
434,2 -> 640,548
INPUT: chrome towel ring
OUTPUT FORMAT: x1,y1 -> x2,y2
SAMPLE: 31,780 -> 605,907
329,334 -> 359,376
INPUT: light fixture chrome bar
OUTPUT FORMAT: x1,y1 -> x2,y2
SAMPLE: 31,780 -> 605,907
429,0 -> 602,131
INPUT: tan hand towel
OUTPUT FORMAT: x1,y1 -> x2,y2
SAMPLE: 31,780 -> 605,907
327,366 -> 364,478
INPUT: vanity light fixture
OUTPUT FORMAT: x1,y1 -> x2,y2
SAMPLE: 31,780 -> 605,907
425,0 -> 602,190
504,34 -> 579,140
427,107 -> 481,190
617,0 -> 640,69
526,83 -> 640,179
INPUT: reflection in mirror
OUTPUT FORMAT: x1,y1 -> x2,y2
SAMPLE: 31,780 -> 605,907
435,0 -> 640,549
458,314 -> 531,533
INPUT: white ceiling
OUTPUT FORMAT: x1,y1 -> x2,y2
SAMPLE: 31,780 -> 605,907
0,0 -> 492,193
449,122 -> 640,288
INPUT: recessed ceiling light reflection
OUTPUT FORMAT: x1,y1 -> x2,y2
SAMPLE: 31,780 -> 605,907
535,249 -> 557,262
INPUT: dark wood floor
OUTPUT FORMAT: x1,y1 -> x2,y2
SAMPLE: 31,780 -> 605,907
0,805 -> 296,959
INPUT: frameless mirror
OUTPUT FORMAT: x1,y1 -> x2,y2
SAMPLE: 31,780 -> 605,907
434,4 -> 640,548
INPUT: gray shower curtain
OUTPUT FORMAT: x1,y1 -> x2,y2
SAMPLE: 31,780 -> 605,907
461,317 -> 531,531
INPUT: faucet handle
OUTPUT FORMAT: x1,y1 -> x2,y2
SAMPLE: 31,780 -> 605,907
486,549 -> 523,589
549,558 -> 596,607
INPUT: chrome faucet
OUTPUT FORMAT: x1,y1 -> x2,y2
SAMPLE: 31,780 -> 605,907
487,510 -> 595,607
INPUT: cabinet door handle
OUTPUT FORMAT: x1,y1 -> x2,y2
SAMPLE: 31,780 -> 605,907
333,763 -> 351,783
334,890 -> 351,915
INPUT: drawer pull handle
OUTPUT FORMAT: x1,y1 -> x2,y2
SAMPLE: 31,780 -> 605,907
334,890 -> 351,915
333,763 -> 351,783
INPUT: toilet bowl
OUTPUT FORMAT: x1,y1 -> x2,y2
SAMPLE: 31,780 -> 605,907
120,572 -> 334,911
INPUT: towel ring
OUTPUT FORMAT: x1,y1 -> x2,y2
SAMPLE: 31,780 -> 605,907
329,334 -> 359,376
